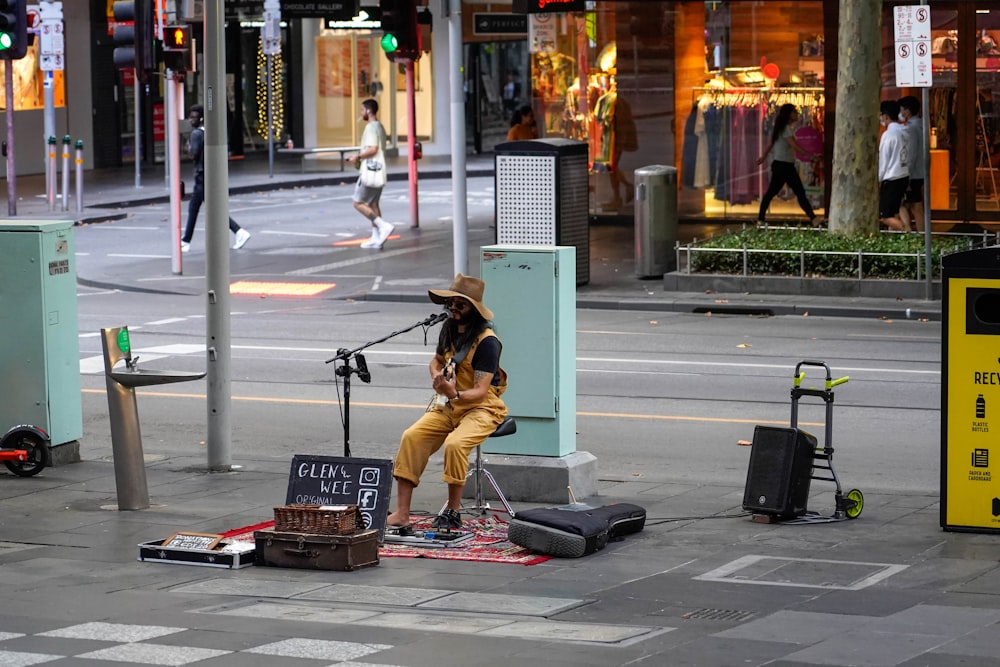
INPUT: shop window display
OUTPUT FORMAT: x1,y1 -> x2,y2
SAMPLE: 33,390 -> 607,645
690,1 -> 827,221
526,1 -> 825,220
0,42 -> 66,111
528,10 -> 638,212
684,73 -> 824,211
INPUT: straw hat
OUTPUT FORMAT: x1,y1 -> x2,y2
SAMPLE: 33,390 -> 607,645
429,273 -> 494,320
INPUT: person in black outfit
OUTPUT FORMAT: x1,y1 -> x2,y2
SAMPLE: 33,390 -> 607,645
181,105 -> 251,252
756,103 -> 822,226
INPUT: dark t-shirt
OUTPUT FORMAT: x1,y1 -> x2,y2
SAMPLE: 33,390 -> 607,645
471,336 -> 502,385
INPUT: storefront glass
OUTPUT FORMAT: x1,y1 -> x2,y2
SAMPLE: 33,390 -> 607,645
974,5 -> 1000,212
880,3 -> 1000,222
315,27 -> 433,148
0,43 -> 67,111
695,1 -> 826,221
527,1 -> 825,222
882,4 -> 958,215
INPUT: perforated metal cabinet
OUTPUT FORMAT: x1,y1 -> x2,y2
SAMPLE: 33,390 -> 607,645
0,220 -> 82,449
494,139 -> 590,285
481,245 -> 576,457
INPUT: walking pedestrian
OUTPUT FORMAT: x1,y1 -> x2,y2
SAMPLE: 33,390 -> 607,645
757,103 -> 822,226
878,99 -> 911,232
180,105 -> 251,253
348,99 -> 395,249
898,96 -> 925,231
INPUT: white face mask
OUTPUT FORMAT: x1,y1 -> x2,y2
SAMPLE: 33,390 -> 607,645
898,113 -> 907,122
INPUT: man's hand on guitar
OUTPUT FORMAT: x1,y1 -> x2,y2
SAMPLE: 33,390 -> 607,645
432,366 -> 457,399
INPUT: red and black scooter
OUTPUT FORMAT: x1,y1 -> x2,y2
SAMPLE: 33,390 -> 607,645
0,425 -> 49,477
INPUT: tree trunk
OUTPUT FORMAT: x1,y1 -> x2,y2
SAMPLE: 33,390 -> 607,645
829,0 -> 883,234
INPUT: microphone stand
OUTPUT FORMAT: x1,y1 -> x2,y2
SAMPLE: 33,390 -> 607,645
325,312 -> 448,457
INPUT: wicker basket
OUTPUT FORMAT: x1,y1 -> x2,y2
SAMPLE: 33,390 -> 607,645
273,504 -> 360,535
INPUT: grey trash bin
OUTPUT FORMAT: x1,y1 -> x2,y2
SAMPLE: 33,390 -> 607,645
634,165 -> 678,278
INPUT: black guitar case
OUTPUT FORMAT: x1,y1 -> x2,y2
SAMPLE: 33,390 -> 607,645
508,507 -> 609,558
508,503 -> 647,558
587,503 -> 647,539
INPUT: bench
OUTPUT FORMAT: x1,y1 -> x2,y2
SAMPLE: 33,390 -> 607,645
277,146 -> 360,172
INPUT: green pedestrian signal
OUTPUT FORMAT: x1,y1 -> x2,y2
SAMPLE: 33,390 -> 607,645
380,32 -> 398,54
378,0 -> 420,62
0,0 -> 28,60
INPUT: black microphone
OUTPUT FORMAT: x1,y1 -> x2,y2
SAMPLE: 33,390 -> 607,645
423,312 -> 448,326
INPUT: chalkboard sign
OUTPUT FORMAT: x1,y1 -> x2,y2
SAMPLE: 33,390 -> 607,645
161,532 -> 222,550
285,455 -> 393,537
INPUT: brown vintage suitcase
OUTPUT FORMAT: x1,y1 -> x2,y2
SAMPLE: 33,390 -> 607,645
253,528 -> 379,571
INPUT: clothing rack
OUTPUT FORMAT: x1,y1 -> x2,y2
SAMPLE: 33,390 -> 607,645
686,86 -> 826,205
693,86 -> 825,108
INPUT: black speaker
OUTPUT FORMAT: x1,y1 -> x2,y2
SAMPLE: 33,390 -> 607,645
742,426 -> 817,518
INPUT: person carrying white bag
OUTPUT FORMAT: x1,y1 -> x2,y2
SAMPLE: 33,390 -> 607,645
348,99 -> 396,249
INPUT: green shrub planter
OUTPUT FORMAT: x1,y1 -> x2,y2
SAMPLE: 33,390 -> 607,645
683,228 -> 972,280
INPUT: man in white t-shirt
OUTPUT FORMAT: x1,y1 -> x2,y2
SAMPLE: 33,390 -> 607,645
898,96 -> 925,231
348,99 -> 395,249
878,99 -> 910,232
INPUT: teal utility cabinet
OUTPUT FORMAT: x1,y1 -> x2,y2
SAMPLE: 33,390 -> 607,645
481,245 -> 576,457
0,220 -> 82,454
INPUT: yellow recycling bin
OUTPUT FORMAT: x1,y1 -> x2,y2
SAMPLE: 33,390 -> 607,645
941,247 -> 1000,532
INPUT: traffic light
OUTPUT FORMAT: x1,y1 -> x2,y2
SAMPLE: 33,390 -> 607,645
112,0 -> 155,81
379,0 -> 420,62
162,24 -> 192,73
0,0 -> 28,60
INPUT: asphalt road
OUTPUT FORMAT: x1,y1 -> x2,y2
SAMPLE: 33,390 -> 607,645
75,291 -> 941,500
71,176 -> 941,502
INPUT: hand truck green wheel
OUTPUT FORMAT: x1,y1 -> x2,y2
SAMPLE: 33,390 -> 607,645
844,489 -> 864,519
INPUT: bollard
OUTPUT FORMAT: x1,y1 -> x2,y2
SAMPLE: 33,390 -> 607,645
101,326 -> 206,511
75,141 -> 84,213
61,135 -> 71,212
47,136 -> 57,211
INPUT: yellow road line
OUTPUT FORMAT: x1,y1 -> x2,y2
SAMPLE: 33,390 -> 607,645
82,388 -> 812,426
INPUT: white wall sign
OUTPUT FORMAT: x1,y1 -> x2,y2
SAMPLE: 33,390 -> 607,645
893,5 -> 932,88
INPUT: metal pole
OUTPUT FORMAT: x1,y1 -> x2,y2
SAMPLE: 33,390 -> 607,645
47,136 -> 56,211
406,61 -> 419,228
204,0 -> 232,471
166,69 -> 183,276
60,135 -> 70,211
921,0 -> 932,302
75,140 -> 84,213
267,51 -> 274,178
43,71 -> 55,202
5,59 -> 16,216
449,0 -> 468,274
134,71 -> 142,188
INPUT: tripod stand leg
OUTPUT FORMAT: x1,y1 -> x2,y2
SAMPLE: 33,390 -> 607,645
481,468 -> 515,517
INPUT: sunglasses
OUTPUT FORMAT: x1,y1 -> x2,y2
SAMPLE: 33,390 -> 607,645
446,298 -> 472,311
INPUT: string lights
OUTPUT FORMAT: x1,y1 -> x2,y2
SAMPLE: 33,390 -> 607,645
255,34 -> 285,142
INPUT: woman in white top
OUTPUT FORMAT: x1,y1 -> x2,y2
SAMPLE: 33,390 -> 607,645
757,103 -> 821,226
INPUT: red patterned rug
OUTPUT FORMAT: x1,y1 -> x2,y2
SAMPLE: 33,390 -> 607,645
222,514 -> 550,566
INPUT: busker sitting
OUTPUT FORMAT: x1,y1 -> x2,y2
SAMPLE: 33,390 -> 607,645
386,274 -> 508,534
